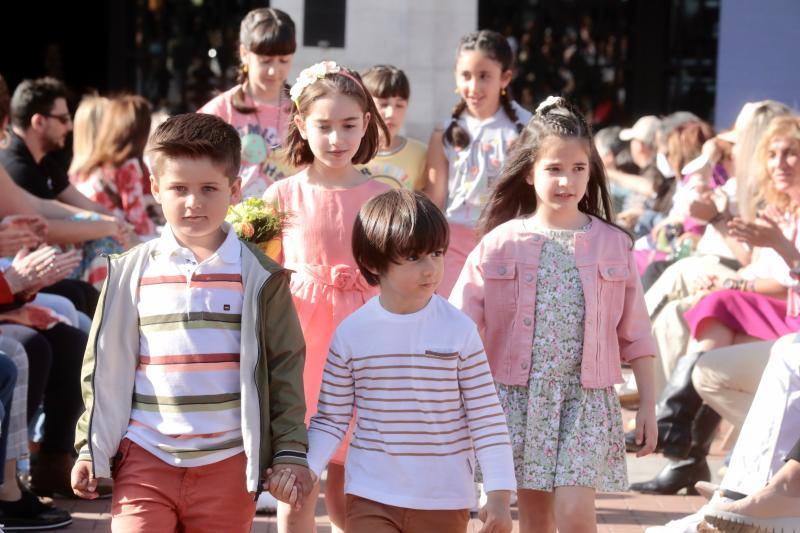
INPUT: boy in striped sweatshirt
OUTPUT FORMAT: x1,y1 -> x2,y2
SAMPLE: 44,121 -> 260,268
70,113 -> 312,532
302,189 -> 515,533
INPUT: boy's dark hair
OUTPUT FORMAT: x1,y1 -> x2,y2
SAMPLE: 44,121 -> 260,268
285,68 -> 388,167
361,65 -> 410,101
480,96 -> 625,239
353,189 -> 449,286
233,8 -> 296,114
146,113 -> 241,180
10,77 -> 69,129
445,30 -> 523,150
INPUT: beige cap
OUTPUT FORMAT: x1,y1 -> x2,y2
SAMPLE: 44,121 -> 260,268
619,115 -> 661,146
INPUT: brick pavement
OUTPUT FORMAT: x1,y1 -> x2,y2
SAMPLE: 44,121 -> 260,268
46,464 -> 713,533
44,409 -> 727,532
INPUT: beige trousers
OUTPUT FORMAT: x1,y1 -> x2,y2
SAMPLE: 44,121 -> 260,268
692,339 -> 774,429
645,256 -> 738,395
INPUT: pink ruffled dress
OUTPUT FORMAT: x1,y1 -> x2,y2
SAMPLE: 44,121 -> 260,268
265,174 -> 390,462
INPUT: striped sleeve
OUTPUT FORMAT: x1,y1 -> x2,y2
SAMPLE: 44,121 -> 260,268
459,327 -> 516,492
307,336 -> 355,476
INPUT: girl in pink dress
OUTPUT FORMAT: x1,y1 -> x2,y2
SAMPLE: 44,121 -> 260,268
200,8 -> 296,199
264,61 -> 391,532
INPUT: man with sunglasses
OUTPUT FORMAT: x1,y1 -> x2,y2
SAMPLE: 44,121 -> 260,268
0,77 -> 106,213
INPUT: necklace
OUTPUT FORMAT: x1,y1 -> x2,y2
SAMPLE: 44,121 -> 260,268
240,83 -> 284,167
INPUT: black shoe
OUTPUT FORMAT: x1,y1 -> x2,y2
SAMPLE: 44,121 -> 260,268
0,489 -> 72,530
654,352 -> 706,460
629,455 -> 711,495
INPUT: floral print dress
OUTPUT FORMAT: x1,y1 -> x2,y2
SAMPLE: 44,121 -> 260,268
495,221 -> 628,492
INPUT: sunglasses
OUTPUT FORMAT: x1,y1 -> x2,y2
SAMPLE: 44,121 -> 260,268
43,113 -> 72,125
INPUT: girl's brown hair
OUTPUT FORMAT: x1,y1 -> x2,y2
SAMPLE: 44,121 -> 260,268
753,115 -> 800,213
284,68 -> 389,167
78,95 -> 151,178
233,8 -> 296,114
479,97 -> 619,237
445,30 -> 523,150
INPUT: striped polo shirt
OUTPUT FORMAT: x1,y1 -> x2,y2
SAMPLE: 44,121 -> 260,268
307,295 -> 516,510
125,224 -> 245,467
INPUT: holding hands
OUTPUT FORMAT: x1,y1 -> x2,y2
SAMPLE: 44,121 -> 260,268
264,464 -> 317,511
478,491 -> 513,533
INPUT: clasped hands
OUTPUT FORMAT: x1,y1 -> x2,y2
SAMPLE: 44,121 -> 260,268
264,464 -> 318,511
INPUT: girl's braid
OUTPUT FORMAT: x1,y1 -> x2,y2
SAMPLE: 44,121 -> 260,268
443,99 -> 470,149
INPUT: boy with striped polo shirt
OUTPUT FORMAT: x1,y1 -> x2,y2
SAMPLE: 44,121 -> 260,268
70,113 -> 313,532
303,190 -> 516,533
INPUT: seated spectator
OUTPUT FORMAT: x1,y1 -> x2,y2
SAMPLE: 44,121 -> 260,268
0,77 -> 109,215
0,239 -> 87,497
644,102 -> 793,394
0,337 -> 72,529
608,116 -> 662,228
594,125 -> 645,214
630,114 -> 800,495
646,333 -> 799,532
0,74 -> 129,269
73,95 -> 154,237
67,93 -> 109,181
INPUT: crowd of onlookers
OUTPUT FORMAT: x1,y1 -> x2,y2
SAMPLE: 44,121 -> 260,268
0,60 -> 797,531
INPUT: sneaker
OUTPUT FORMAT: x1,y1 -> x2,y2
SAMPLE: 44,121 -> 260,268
256,491 -> 278,514
0,489 -> 72,531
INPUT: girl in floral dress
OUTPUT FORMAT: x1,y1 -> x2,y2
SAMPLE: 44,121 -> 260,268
450,97 -> 658,532
263,61 -> 391,533
200,8 -> 297,199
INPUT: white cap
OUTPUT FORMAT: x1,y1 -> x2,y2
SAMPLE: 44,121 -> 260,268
619,115 -> 661,146
717,101 -> 762,144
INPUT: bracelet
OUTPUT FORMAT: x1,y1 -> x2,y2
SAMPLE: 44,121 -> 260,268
722,278 -> 749,291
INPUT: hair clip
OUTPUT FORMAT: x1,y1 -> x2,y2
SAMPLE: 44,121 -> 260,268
535,95 -> 564,115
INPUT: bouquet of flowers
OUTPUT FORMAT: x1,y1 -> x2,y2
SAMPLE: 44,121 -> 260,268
225,197 -> 287,260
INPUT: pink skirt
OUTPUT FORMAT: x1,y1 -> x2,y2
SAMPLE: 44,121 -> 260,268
684,289 -> 800,340
438,222 -> 479,298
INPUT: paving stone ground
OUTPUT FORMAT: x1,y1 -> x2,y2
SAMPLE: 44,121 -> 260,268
43,409 -> 727,532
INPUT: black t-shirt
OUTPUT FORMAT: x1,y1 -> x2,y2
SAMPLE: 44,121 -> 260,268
0,132 -> 70,199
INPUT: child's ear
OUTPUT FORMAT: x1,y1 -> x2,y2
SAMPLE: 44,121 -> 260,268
362,111 -> 371,133
150,175 -> 162,204
525,167 -> 535,186
293,115 -> 307,139
229,177 -> 242,205
500,69 -> 513,90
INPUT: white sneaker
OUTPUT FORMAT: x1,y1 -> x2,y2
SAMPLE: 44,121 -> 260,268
256,491 -> 278,514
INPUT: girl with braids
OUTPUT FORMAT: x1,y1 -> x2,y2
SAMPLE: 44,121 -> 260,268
200,8 -> 296,199
425,29 -> 531,297
450,97 -> 658,533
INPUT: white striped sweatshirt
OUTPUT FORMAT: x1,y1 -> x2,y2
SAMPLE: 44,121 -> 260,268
307,295 -> 516,510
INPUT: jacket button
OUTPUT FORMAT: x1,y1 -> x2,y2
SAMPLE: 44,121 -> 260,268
525,273 -> 534,282
533,235 -> 541,242
608,268 -> 616,276
498,266 -> 507,275
521,361 -> 529,370
523,317 -> 532,327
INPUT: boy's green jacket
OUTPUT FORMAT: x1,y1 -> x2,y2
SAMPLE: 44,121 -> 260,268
74,238 -> 309,493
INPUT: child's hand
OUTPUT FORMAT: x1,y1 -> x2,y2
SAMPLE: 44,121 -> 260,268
634,404 -> 658,457
71,460 -> 102,499
265,467 -> 299,508
477,490 -> 513,533
265,464 -> 317,509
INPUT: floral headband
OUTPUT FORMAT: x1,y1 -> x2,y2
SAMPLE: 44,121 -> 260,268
289,61 -> 364,106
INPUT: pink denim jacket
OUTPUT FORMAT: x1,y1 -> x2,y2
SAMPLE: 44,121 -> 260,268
449,215 -> 656,388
